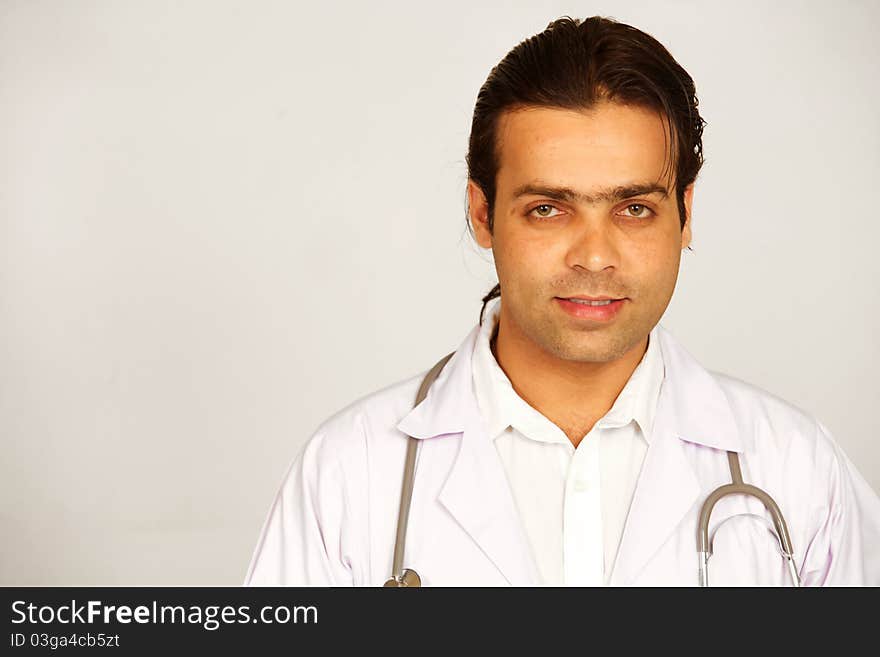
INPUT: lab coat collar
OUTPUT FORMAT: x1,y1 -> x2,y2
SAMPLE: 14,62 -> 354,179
397,317 -> 746,454
395,322 -> 481,440
654,325 -> 748,453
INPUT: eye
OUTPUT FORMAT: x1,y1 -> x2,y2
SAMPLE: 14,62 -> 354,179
528,203 -> 563,220
618,203 -> 655,219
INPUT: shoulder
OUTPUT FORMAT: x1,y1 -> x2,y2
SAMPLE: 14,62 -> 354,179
708,369 -> 836,463
710,370 -> 816,432
298,369 -> 427,468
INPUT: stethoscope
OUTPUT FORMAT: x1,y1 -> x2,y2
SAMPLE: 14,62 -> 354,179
384,352 -> 802,587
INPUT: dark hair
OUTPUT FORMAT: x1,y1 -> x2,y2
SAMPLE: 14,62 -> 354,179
467,16 -> 706,325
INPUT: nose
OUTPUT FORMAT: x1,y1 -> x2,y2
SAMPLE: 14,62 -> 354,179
563,217 -> 621,273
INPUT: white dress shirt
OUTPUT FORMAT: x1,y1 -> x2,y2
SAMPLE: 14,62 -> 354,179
471,296 -> 665,585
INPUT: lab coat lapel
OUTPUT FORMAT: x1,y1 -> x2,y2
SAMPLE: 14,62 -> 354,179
608,385 -> 701,585
396,325 -> 540,586
437,408 -> 541,586
610,325 -> 746,585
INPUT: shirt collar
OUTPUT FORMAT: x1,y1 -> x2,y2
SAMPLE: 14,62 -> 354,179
471,296 -> 665,444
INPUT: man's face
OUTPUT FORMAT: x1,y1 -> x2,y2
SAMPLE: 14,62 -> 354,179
468,102 -> 693,363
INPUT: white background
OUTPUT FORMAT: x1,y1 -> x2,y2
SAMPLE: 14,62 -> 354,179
2,0 -> 878,584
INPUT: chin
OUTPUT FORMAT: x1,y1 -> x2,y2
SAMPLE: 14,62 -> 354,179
545,328 -> 644,364
541,338 -> 627,363
562,347 -> 627,364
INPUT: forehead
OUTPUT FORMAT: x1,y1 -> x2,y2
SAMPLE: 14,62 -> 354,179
495,103 -> 673,194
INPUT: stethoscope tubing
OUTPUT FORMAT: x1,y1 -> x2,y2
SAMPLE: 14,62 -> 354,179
698,453 -> 800,586
385,352 -> 454,587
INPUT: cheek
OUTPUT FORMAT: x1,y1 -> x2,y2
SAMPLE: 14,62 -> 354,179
495,230 -> 568,288
629,221 -> 682,264
628,240 -> 680,271
621,232 -> 683,294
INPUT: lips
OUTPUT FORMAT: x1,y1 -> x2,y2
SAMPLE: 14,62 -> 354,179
563,297 -> 620,306
555,296 -> 626,321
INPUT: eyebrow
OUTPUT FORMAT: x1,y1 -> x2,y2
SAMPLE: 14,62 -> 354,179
511,181 -> 670,205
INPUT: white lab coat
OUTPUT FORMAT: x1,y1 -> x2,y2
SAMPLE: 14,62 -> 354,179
244,322 -> 880,586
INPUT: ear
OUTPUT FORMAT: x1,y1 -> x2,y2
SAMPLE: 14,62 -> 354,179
467,179 -> 493,249
680,183 -> 694,250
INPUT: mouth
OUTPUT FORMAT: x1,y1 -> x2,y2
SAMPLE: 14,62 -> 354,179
559,296 -> 622,306
555,296 -> 627,321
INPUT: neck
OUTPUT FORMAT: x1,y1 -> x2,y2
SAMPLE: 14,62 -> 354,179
490,312 -> 648,448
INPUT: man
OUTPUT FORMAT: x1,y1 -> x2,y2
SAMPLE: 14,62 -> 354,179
245,16 -> 880,586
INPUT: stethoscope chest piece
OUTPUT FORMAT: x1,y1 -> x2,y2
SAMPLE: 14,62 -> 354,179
383,568 -> 421,588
